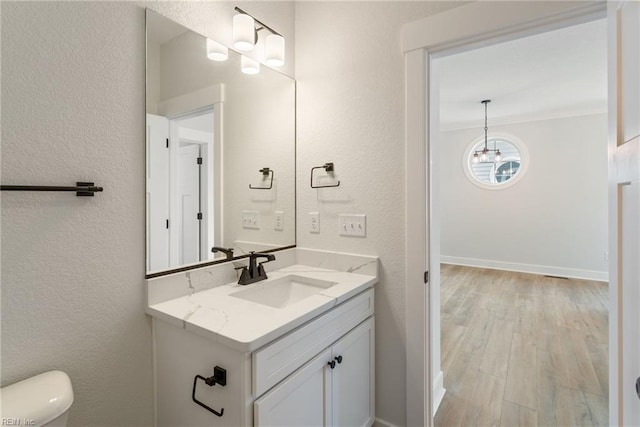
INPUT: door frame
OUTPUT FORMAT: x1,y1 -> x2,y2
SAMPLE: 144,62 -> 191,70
402,2 -> 611,425
168,106 -> 222,266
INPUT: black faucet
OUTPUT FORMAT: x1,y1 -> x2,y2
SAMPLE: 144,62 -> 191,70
237,252 -> 276,285
212,247 -> 234,260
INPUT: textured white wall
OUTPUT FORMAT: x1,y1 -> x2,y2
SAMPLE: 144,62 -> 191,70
294,2 -> 463,425
1,2 -> 294,426
440,113 -> 608,278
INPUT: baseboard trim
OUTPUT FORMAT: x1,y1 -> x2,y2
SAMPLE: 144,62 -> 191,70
440,256 -> 608,282
432,370 -> 446,416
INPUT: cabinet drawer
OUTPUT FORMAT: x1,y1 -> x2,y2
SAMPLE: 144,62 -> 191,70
253,288 -> 374,397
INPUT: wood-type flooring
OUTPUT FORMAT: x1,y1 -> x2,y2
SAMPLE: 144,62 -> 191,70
435,265 -> 608,427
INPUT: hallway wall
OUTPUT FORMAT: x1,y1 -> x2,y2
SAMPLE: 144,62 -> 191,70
440,113 -> 608,280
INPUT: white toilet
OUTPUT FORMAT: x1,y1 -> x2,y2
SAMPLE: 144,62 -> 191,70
0,371 -> 74,427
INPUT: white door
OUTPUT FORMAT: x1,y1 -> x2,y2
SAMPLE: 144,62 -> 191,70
178,143 -> 201,265
254,349 -> 331,427
331,318 -> 375,427
620,182 -> 640,425
611,1 -> 640,424
146,114 -> 170,271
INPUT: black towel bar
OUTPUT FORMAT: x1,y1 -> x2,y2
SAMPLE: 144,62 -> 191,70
1,182 -> 103,197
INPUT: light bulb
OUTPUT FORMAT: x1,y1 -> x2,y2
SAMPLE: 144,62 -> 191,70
206,39 -> 228,62
233,13 -> 255,51
480,151 -> 488,162
472,153 -> 479,164
494,149 -> 502,162
241,55 -> 260,74
265,34 -> 285,67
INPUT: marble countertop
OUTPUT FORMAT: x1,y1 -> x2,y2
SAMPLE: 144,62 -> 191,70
146,264 -> 377,352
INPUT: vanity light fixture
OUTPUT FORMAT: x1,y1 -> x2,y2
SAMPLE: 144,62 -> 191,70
265,34 -> 285,67
206,39 -> 228,62
241,55 -> 260,75
232,12 -> 256,51
472,100 -> 502,164
233,7 -> 285,67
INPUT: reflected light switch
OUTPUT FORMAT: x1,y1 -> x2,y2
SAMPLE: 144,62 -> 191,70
309,212 -> 320,233
275,211 -> 284,231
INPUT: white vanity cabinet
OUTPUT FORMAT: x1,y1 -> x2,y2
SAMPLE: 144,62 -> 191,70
152,287 -> 374,427
254,318 -> 374,427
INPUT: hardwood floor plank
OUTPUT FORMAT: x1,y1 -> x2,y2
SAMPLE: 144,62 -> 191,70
479,318 -> 514,379
504,333 -> 537,410
441,324 -> 467,374
580,390 -> 608,426
546,328 -> 583,389
500,400 -> 537,427
585,339 -> 609,398
513,293 -> 538,339
459,308 -> 494,357
444,349 -> 482,395
536,349 -> 562,427
565,328 -> 604,395
435,350 -> 483,426
462,371 -> 505,427
434,390 -> 469,427
578,302 -> 608,345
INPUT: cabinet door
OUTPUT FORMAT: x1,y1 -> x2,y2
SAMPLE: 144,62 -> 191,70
331,317 -> 375,427
254,349 -> 331,427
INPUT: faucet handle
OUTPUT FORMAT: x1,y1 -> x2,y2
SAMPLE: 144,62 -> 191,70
212,247 -> 234,260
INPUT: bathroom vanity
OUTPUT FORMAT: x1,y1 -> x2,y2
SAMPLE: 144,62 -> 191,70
146,249 -> 377,426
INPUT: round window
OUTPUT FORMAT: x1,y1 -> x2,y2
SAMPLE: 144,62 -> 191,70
463,134 -> 528,190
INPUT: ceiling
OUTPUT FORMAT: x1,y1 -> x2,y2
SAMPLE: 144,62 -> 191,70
438,19 -> 607,131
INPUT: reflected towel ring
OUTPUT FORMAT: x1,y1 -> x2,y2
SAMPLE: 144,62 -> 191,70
310,162 -> 340,188
249,168 -> 273,190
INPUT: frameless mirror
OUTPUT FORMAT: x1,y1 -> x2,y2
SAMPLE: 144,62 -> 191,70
463,136 -> 529,190
146,10 -> 295,277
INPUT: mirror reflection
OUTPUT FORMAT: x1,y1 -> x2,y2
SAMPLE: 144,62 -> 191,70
146,10 -> 295,275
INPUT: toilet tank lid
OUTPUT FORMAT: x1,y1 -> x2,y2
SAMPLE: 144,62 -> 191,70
0,371 -> 74,425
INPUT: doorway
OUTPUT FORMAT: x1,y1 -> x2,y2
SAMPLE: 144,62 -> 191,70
400,2 -> 624,426
432,18 -> 609,425
171,109 -> 216,266
146,107 -> 217,271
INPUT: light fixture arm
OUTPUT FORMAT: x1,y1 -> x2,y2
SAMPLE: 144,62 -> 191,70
472,99 -> 503,164
482,99 -> 490,151
234,7 -> 282,37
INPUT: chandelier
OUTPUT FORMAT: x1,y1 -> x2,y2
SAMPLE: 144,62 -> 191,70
472,100 -> 502,164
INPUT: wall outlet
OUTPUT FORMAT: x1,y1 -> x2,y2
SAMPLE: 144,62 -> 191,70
309,212 -> 320,233
242,210 -> 260,229
339,214 -> 366,237
274,211 -> 284,231
604,251 -> 609,261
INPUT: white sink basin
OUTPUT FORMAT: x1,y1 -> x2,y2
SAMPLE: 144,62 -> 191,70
230,275 -> 337,309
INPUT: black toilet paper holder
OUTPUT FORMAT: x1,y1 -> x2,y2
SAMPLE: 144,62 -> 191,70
192,366 -> 226,417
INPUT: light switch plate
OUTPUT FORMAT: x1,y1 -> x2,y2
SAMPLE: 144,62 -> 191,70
339,214 -> 366,237
242,210 -> 260,229
274,211 -> 284,231
309,212 -> 320,233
